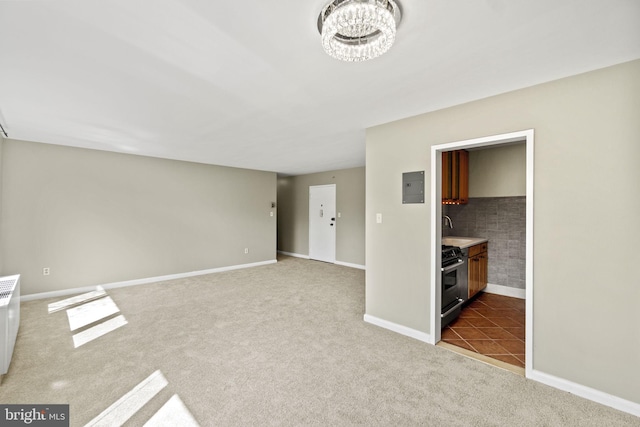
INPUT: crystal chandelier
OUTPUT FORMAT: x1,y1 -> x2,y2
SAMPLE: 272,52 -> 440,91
317,0 -> 402,62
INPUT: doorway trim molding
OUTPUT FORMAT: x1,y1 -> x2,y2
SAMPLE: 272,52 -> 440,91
429,129 -> 534,378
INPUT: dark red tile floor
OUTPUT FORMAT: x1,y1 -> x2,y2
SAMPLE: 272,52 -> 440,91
442,292 -> 526,368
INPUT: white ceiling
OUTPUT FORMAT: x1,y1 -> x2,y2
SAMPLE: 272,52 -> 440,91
1,1 -> 639,176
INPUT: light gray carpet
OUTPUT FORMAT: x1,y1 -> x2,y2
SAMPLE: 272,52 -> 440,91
1,255 -> 637,426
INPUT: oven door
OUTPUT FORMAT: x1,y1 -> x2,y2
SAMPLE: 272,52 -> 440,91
442,260 -> 463,309
441,260 -> 465,328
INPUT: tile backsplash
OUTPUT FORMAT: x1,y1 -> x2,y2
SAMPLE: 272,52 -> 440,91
443,196 -> 526,289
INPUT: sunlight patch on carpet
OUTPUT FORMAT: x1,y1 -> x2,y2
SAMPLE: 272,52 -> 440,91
84,370 -> 168,427
66,296 -> 120,331
48,286 -> 107,313
72,315 -> 128,348
49,289 -> 127,347
143,394 -> 199,427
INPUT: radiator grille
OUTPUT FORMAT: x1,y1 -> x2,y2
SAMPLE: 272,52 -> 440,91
1,274 -> 20,376
0,279 -> 17,301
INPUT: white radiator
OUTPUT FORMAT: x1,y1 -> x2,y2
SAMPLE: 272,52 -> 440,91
0,274 -> 20,377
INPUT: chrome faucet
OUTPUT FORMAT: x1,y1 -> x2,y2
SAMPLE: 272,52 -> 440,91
444,215 -> 454,229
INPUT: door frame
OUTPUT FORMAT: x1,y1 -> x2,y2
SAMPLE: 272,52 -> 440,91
429,129 -> 534,378
308,184 -> 336,263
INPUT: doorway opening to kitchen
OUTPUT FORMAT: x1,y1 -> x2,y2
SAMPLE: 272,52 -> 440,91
429,129 -> 534,377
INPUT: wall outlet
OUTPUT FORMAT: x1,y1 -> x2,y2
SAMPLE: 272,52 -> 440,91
43,267 -> 50,276
244,248 -> 249,254
376,213 -> 383,224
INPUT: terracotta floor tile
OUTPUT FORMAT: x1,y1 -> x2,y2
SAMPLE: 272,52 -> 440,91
451,327 -> 490,340
498,339 -> 525,354
468,307 -> 490,314
466,316 -> 499,328
465,339 -> 509,355
478,294 -> 512,305
503,327 -> 526,340
511,316 -> 526,326
508,300 -> 526,310
483,308 -> 520,318
469,300 -> 491,310
485,301 -> 514,309
441,328 -> 461,340
475,327 -> 517,340
486,316 -> 522,328
470,307 -> 497,317
513,354 -> 526,364
447,318 -> 474,328
445,339 -> 477,353
446,294 -> 527,369
459,309 -> 482,318
489,354 -> 525,368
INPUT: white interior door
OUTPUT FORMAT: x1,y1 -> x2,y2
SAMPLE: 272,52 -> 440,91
309,184 -> 336,263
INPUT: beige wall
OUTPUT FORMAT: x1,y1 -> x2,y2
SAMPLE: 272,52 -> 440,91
366,60 -> 640,403
277,167 -> 365,266
1,139 -> 277,295
469,143 -> 526,197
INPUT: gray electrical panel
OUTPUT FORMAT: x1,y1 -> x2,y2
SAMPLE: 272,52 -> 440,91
402,171 -> 424,204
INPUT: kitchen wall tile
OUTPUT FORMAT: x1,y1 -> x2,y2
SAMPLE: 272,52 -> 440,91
447,196 -> 526,290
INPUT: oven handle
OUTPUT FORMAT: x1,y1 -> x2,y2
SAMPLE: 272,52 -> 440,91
441,298 -> 464,318
441,259 -> 464,273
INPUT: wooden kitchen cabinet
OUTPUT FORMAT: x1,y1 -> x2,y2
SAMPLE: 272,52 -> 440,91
442,149 -> 468,205
468,242 -> 488,299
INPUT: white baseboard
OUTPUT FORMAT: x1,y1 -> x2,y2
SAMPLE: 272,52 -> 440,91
21,259 -> 278,302
364,314 -> 433,344
365,312 -> 640,417
529,369 -> 640,418
335,260 -> 365,270
484,283 -> 526,299
277,250 -> 309,259
278,251 -> 365,270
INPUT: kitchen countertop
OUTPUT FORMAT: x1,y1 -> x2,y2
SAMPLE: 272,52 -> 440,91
442,236 -> 488,249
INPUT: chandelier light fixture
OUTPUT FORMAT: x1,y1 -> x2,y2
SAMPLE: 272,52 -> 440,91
317,0 -> 402,62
